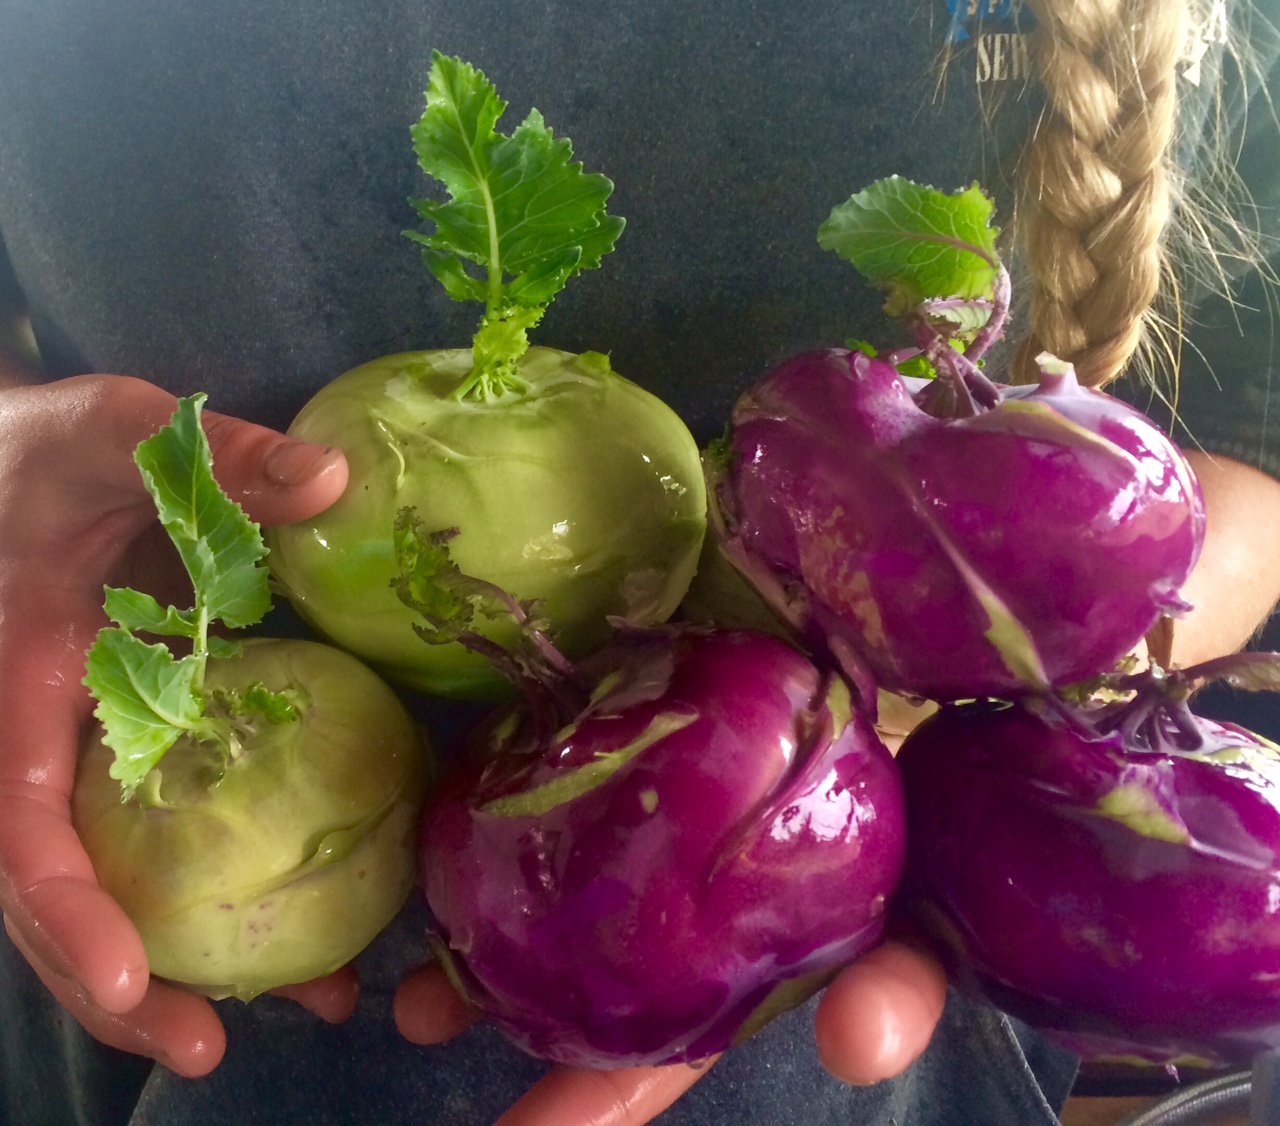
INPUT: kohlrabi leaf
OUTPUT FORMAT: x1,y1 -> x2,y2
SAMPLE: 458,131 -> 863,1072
133,395 -> 272,630
408,55 -> 623,309
207,681 -> 302,724
818,177 -> 1001,315
390,508 -> 504,644
390,507 -> 576,696
922,296 -> 996,337
406,50 -> 624,395
469,305 -> 546,393
1182,652 -> 1280,694
84,628 -> 207,792
207,636 -> 244,660
102,588 -> 198,638
84,394 -> 292,798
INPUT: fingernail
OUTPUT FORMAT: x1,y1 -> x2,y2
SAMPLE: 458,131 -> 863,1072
264,442 -> 340,487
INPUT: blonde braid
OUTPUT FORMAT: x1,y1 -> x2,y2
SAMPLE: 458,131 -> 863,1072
1015,0 -> 1189,388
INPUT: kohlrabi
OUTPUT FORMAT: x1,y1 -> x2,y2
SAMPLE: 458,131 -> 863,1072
700,177 -> 1204,704
265,52 -> 706,699
895,656 -> 1280,1068
73,396 -> 430,1000
421,628 -> 905,1067
393,531 -> 905,1068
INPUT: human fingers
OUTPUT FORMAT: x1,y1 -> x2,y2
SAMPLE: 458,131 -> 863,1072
812,939 -> 947,1085
394,965 -> 713,1125
0,377 -> 177,561
4,915 -> 226,1077
0,375 -> 345,545
392,960 -> 482,1044
0,595 -> 150,1014
493,1058 -> 718,1126
269,963 -> 361,1024
201,405 -> 347,527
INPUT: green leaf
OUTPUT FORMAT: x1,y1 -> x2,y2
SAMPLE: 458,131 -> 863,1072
238,682 -> 301,723
896,355 -> 937,379
923,298 -> 995,337
207,680 -> 301,724
462,305 -> 545,399
132,395 -> 272,630
390,506 -> 554,674
407,51 -> 623,386
818,177 -> 1000,312
84,629 -> 206,796
83,394 -> 291,797
390,508 -> 503,643
411,239 -> 488,303
207,636 -> 244,660
102,587 -> 197,638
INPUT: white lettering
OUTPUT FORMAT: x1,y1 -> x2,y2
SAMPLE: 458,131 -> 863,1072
975,33 -> 1032,83
992,33 -> 1007,79
976,35 -> 992,82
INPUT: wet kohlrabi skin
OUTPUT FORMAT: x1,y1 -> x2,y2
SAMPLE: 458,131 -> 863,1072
265,347 -> 707,699
73,638 -> 431,1000
421,629 -> 905,1068
896,698 -> 1280,1067
714,348 -> 1205,702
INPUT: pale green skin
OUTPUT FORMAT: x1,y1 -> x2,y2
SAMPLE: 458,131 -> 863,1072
73,639 -> 431,1001
265,347 -> 708,697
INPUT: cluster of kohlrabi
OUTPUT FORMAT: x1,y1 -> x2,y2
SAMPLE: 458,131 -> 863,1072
265,51 -> 706,700
83,59 -> 1277,1078
76,396 -> 431,1000
79,54 -> 902,1071
699,175 -> 1280,1070
308,58 -> 910,1070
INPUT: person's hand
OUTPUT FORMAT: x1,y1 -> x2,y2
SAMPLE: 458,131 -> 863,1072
1168,451 -> 1280,667
393,936 -> 946,1126
0,373 -> 352,1076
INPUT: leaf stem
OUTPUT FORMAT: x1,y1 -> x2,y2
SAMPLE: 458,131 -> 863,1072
482,183 -> 503,316
966,265 -> 1011,365
190,600 -> 211,696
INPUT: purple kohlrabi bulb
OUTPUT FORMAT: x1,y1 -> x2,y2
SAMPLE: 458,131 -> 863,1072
715,348 -> 1205,702
420,627 -> 905,1068
896,684 -> 1280,1068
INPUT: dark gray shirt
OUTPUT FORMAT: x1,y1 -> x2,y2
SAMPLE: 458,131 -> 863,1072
0,2 -> 1276,1124
3,2 -> 1276,456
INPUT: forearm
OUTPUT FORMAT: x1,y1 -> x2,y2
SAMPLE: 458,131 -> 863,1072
1168,450 -> 1280,667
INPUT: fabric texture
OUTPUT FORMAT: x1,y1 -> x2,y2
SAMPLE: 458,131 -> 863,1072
0,0 -> 1275,1123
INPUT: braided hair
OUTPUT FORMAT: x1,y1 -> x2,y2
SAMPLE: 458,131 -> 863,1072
1015,0 -> 1189,388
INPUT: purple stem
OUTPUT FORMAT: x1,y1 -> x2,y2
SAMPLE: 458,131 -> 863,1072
966,265 -> 1012,364
911,326 -> 1002,416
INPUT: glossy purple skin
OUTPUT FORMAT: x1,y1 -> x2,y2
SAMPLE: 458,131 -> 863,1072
719,349 -> 1206,701
896,700 -> 1280,1066
420,629 -> 905,1068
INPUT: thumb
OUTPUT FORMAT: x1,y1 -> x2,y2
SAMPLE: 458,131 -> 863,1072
2,374 -> 346,530
202,406 -> 348,527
